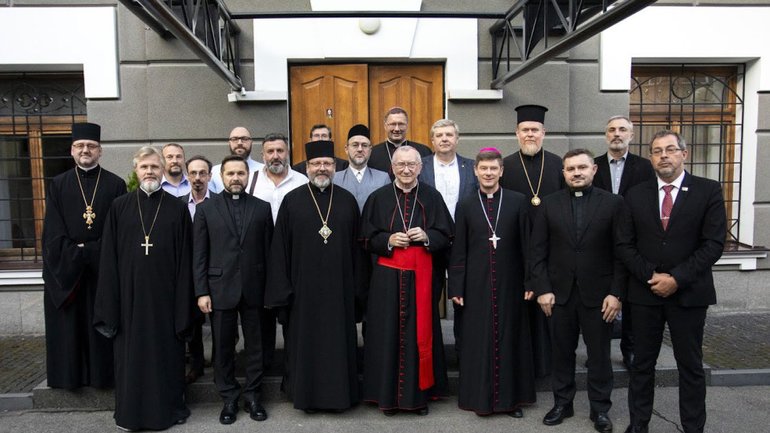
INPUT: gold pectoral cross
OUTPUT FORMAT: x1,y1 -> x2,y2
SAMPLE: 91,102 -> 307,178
141,236 -> 153,255
83,206 -> 96,229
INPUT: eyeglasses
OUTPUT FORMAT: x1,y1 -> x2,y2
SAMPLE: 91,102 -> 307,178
228,136 -> 252,143
348,143 -> 371,149
188,171 -> 209,178
308,161 -> 335,168
386,122 -> 407,129
650,146 -> 683,157
72,143 -> 100,150
393,161 -> 420,170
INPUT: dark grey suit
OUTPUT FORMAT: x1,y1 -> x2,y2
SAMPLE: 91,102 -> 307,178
193,192 -> 273,405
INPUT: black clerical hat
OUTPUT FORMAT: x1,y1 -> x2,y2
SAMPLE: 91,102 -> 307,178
348,124 -> 370,140
305,140 -> 335,160
71,122 -> 101,142
515,105 -> 548,124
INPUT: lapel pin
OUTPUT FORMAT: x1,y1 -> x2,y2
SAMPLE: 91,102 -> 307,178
682,187 -> 689,192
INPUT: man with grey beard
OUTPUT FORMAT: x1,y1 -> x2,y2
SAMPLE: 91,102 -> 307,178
499,104 -> 564,379
249,133 -> 307,372
265,140 -> 366,413
94,146 -> 194,431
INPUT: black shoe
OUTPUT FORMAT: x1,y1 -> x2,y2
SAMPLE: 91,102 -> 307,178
543,404 -> 574,426
623,426 -> 648,433
417,406 -> 429,416
303,409 -> 318,414
590,411 -> 613,433
245,401 -> 267,421
382,409 -> 398,416
219,401 -> 238,425
175,416 -> 188,425
508,408 -> 523,418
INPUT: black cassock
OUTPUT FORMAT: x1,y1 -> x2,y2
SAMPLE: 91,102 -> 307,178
500,148 -> 564,377
448,188 -> 536,414
265,183 -> 366,411
42,166 -> 126,389
94,189 -> 194,430
361,182 -> 453,410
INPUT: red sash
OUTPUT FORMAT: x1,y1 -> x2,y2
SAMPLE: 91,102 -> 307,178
377,246 -> 434,390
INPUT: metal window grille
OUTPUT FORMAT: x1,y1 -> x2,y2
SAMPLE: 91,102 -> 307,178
0,73 -> 86,268
629,65 -> 743,244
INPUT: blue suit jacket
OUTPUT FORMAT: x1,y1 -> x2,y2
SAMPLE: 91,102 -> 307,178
418,153 -> 478,211
333,166 -> 391,212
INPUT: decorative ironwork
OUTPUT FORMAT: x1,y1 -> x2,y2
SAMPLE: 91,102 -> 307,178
489,0 -> 657,89
0,76 -> 86,116
629,66 -> 744,243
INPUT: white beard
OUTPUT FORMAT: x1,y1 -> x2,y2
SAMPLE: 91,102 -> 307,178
140,179 -> 161,193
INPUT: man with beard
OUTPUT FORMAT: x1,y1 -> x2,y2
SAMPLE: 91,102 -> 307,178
180,155 -> 212,384
161,143 -> 190,197
265,140 -> 366,413
333,124 -> 390,211
250,133 -> 308,370
210,126 -> 264,193
448,148 -> 536,418
42,122 -> 126,390
361,146 -> 453,416
592,116 -> 655,369
94,146 -> 194,431
194,155 -> 273,424
292,124 -> 349,174
500,104 -> 564,378
531,149 -> 625,432
368,107 -> 433,177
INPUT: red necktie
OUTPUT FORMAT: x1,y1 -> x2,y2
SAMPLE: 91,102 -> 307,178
661,184 -> 674,230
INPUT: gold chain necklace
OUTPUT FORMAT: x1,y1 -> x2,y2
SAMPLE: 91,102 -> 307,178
307,183 -> 334,244
518,150 -> 545,206
136,190 -> 164,255
74,167 -> 102,229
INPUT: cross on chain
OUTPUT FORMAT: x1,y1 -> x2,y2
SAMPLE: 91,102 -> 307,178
489,233 -> 500,249
141,236 -> 153,255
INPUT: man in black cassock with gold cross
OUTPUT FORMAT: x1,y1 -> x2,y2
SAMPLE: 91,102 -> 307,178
500,104 -> 564,378
94,146 -> 194,431
42,122 -> 126,390
448,147 -> 536,418
265,140 -> 366,413
361,145 -> 454,416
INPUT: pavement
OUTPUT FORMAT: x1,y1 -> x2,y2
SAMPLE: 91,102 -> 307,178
1,311 -> 770,431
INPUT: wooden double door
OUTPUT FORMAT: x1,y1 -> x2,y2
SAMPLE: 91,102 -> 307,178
289,64 -> 444,164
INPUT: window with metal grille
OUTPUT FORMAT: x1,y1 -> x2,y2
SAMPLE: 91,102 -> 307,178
629,65 -> 743,244
0,73 -> 86,269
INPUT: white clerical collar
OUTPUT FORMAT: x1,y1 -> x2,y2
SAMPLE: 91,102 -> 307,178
77,164 -> 98,172
395,180 -> 417,192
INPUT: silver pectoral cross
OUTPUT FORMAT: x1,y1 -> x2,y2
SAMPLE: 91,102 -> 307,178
141,235 -> 153,255
489,233 -> 501,249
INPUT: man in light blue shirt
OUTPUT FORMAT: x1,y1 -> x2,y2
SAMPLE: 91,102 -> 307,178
161,143 -> 191,197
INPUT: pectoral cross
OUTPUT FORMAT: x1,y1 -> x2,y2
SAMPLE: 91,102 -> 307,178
83,206 -> 95,230
141,236 -> 153,255
489,233 -> 501,249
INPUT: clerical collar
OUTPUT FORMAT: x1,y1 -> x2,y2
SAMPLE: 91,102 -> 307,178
570,185 -> 593,197
387,140 -> 406,148
309,182 -> 331,194
394,180 -> 417,193
139,186 -> 161,196
480,186 -> 501,199
222,190 -> 241,200
520,148 -> 544,160
77,164 -> 99,173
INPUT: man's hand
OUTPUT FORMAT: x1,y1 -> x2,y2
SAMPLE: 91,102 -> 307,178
648,272 -> 678,298
524,291 -> 534,301
537,293 -> 555,317
451,296 -> 464,306
388,232 -> 411,249
406,227 -> 428,243
197,295 -> 212,314
601,295 -> 621,323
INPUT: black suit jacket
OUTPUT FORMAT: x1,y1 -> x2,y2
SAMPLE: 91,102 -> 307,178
193,193 -> 274,310
618,172 -> 726,307
531,187 -> 628,307
593,152 -> 655,196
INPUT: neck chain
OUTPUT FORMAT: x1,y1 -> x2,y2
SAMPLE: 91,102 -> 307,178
307,183 -> 334,244
519,150 -> 545,206
75,166 -> 102,229
393,182 -> 418,232
478,188 -> 503,249
385,140 -> 407,163
136,190 -> 164,255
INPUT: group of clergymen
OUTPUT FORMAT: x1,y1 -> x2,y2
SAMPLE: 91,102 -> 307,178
42,105 -> 725,433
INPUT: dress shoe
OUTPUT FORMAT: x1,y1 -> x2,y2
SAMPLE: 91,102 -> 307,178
590,411 -> 613,433
303,409 -> 318,414
507,407 -> 524,418
185,368 -> 203,385
244,401 -> 268,421
382,409 -> 398,416
417,406 -> 429,416
219,401 -> 238,425
543,404 -> 574,426
623,425 -> 648,433
175,416 -> 187,425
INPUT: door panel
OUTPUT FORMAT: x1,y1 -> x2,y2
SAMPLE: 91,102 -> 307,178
289,64 -> 368,163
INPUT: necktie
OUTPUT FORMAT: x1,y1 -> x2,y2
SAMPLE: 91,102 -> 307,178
661,184 -> 674,230
355,170 -> 363,183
